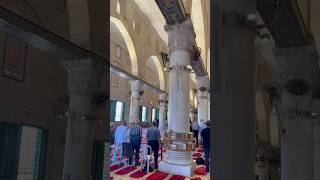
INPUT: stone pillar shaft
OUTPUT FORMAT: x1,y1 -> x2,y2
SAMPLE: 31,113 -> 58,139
159,19 -> 196,177
129,80 -> 141,122
196,76 -> 209,129
212,6 -> 256,180
159,93 -> 166,133
274,47 -> 316,180
62,59 -> 103,180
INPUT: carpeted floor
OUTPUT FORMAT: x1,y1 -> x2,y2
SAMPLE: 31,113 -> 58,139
109,128 -> 210,179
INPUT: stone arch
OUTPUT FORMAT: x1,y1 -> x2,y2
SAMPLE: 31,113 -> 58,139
256,91 -> 268,142
145,56 -> 165,90
67,0 -> 90,47
191,0 -> 206,63
110,16 -> 139,76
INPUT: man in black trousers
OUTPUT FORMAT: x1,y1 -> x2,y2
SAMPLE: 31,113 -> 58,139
201,121 -> 210,173
128,119 -> 142,166
146,121 -> 161,169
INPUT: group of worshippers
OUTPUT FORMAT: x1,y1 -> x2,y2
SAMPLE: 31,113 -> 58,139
111,119 -> 161,169
191,120 -> 211,173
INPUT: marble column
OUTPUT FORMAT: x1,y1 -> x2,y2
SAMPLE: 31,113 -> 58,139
129,80 -> 142,122
159,93 -> 166,134
212,1 -> 256,179
313,99 -> 320,180
158,18 -> 196,177
207,93 -> 210,121
196,76 -> 209,129
257,148 -> 269,180
62,59 -> 104,180
274,47 -> 316,180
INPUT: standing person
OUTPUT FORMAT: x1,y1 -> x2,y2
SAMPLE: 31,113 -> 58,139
128,119 -> 142,166
192,120 -> 200,147
201,121 -> 210,173
146,121 -> 161,169
110,123 -> 115,146
113,121 -> 128,164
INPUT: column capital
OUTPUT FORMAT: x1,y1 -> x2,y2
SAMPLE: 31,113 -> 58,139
130,80 -> 142,98
273,46 -> 317,116
196,76 -> 209,98
62,59 -> 104,95
274,46 -> 317,87
165,18 -> 196,54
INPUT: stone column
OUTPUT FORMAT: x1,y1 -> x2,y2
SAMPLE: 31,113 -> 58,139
212,1 -> 256,179
159,93 -> 166,134
196,76 -> 209,129
158,18 -> 196,177
129,80 -> 142,122
62,59 -> 104,180
314,117 -> 320,180
257,148 -> 269,180
313,99 -> 320,180
274,47 -> 316,180
207,93 -> 210,121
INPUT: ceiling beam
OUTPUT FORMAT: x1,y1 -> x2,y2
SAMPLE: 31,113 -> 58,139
155,0 -> 208,77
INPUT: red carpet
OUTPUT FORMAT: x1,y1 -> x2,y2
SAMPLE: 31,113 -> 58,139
191,178 -> 202,180
129,170 -> 148,178
192,153 -> 202,157
146,171 -> 168,180
115,166 -> 137,175
194,167 -> 207,175
110,164 -> 122,171
169,175 -> 185,180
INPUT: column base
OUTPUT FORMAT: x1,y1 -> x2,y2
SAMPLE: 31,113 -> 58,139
158,160 -> 196,177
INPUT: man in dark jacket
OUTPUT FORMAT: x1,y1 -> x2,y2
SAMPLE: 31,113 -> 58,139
201,121 -> 210,173
128,119 -> 142,166
146,121 -> 161,169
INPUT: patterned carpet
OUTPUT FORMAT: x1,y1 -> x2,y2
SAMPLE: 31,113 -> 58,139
109,128 -> 210,179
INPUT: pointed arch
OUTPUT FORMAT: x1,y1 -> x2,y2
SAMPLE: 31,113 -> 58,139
146,56 -> 165,90
110,16 -> 139,76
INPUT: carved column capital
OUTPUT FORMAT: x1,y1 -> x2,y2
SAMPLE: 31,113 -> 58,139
165,18 -> 196,54
62,59 -> 104,95
130,80 -> 142,98
274,46 -> 317,86
159,93 -> 166,106
273,46 -> 317,118
196,76 -> 209,98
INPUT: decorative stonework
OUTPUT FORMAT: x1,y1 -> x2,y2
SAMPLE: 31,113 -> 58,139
274,46 -> 316,86
165,19 -> 196,54
273,46 -> 317,118
196,76 -> 209,98
62,59 -> 105,95
159,93 -> 166,107
130,80 -> 142,98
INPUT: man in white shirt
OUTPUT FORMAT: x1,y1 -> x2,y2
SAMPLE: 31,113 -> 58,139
192,120 -> 200,146
112,121 -> 128,164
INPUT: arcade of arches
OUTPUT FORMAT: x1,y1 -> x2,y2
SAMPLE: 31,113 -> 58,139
1,0 -> 320,180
